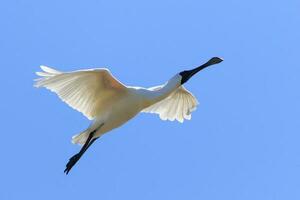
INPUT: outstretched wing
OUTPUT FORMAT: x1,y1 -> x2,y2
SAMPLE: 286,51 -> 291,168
34,66 -> 127,120
141,86 -> 199,123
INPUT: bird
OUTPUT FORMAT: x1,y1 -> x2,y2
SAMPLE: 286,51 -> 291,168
34,57 -> 223,174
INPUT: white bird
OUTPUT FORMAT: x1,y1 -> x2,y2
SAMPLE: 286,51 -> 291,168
34,57 -> 223,174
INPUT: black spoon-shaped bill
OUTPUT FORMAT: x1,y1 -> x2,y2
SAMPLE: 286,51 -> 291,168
180,57 -> 223,84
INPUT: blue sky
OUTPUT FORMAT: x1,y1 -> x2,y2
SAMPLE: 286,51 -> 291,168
1,0 -> 300,199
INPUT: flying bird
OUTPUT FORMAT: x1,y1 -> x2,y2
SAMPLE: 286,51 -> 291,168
34,57 -> 223,174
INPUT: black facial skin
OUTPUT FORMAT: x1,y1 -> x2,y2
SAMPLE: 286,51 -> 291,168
179,57 -> 223,84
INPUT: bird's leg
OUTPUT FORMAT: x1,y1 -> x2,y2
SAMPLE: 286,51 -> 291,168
64,132 -> 95,174
64,124 -> 103,174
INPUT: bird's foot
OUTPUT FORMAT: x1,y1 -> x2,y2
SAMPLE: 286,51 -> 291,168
64,153 -> 81,175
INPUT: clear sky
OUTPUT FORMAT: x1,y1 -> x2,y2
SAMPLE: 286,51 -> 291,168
1,0 -> 299,199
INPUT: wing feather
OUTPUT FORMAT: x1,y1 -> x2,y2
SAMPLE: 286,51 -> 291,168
142,86 -> 199,123
34,66 -> 127,120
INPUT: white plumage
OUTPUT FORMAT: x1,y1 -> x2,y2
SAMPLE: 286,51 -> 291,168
34,57 -> 223,174
35,66 -> 198,144
141,86 -> 198,123
35,66 -> 126,120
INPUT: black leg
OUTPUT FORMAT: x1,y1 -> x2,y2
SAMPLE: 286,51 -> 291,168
64,132 -> 94,174
85,137 -> 99,151
64,124 -> 103,175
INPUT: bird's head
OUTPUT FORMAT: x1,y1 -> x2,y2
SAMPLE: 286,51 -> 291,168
179,57 -> 223,85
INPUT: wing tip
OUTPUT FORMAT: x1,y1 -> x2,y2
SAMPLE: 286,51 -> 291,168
40,65 -> 61,74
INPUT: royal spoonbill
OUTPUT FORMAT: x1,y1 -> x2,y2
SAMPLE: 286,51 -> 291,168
34,57 -> 223,174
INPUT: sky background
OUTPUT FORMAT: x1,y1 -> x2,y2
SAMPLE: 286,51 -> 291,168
0,0 -> 300,199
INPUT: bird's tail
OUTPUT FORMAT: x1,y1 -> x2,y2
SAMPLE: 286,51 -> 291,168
72,130 -> 90,145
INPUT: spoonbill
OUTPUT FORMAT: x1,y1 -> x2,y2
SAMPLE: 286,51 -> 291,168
34,57 -> 223,174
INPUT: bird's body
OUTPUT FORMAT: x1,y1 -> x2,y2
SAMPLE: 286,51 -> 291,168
79,87 -> 148,143
88,74 -> 184,140
34,57 -> 223,174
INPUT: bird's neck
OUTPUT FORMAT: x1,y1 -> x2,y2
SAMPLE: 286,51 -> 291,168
147,74 -> 181,105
